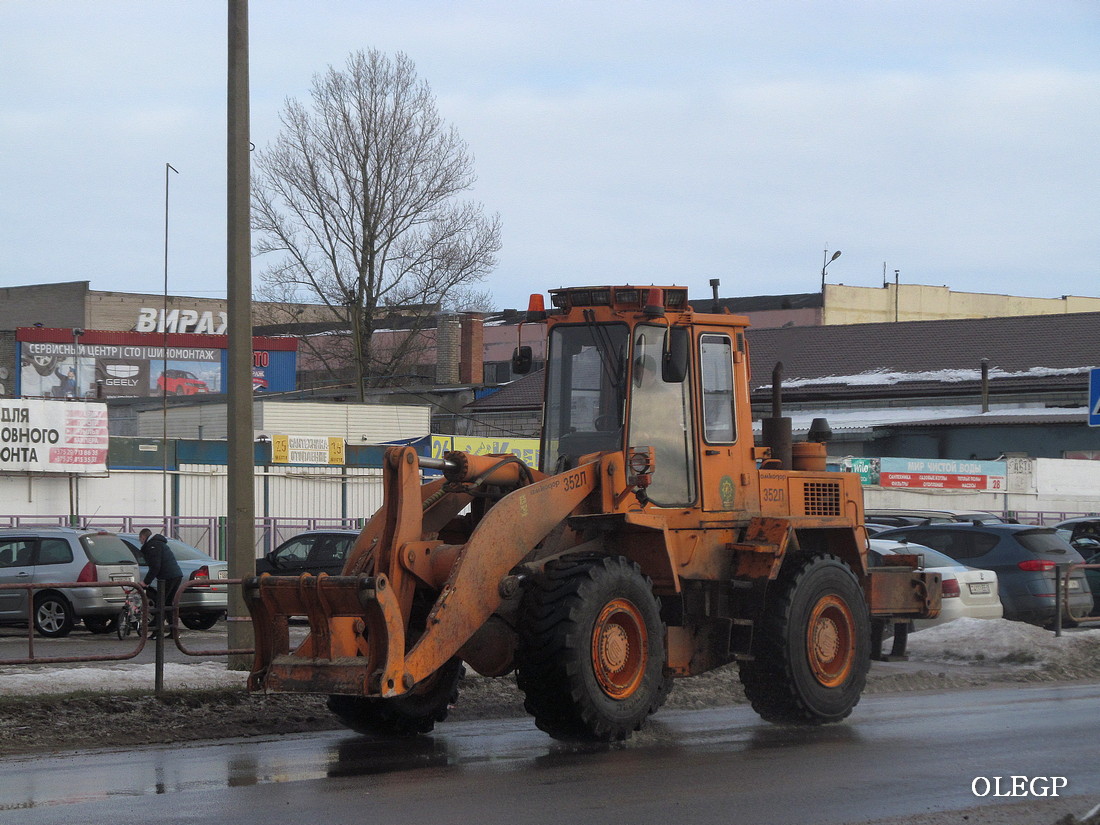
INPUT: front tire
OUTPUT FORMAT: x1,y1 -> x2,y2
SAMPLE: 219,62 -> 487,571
739,554 -> 870,725
516,555 -> 670,742
34,593 -> 75,638
327,658 -> 464,736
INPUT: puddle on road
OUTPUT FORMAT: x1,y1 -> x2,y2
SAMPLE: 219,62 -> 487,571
0,707 -> 848,810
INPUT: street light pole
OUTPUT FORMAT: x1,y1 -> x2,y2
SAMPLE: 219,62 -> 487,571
821,247 -> 842,292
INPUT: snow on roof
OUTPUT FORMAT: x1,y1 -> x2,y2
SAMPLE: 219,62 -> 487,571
769,365 -> 1096,391
752,404 -> 1088,433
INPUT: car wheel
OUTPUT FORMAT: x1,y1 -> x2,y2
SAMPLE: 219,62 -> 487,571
34,592 -> 75,638
181,612 -> 222,631
83,615 -> 119,634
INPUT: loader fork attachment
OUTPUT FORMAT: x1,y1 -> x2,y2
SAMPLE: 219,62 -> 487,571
246,446 -> 597,699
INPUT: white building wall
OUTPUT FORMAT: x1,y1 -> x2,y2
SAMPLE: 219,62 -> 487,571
137,401 -> 430,443
861,456 -> 1100,519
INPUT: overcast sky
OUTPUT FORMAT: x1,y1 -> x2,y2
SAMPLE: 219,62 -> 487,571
2,1 -> 1098,313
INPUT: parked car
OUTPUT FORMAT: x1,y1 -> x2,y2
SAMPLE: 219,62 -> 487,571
118,533 -> 228,630
868,539 -> 1003,630
865,508 -> 1007,527
0,527 -> 139,637
256,530 -> 360,577
156,369 -> 209,395
1054,518 -> 1100,613
864,523 -> 899,536
874,523 -> 1093,626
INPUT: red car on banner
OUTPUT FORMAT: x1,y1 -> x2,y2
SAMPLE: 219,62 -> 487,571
157,369 -> 210,395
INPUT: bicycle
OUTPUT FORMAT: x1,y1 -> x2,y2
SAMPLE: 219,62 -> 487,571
116,586 -> 145,640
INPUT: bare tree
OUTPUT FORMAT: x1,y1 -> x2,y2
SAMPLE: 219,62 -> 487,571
252,49 -> 501,399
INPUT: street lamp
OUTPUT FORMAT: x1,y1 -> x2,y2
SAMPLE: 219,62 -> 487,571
821,248 -> 842,291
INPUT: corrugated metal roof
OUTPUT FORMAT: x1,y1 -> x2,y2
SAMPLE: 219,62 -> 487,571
466,370 -> 544,410
746,310 -> 1100,384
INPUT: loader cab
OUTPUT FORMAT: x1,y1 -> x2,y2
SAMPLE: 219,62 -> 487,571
540,286 -> 702,508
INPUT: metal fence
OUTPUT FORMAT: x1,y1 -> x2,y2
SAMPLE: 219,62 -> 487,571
0,515 -> 365,560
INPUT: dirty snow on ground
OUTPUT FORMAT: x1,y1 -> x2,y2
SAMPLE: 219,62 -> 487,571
0,619 -> 1096,697
0,661 -> 247,695
904,617 -> 1100,667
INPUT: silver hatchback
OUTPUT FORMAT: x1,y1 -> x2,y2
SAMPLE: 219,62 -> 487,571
0,527 -> 140,637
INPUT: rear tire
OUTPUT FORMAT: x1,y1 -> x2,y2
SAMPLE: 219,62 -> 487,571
34,593 -> 75,638
83,615 -> 119,634
516,555 -> 670,742
327,658 -> 464,736
181,612 -> 222,631
739,554 -> 869,725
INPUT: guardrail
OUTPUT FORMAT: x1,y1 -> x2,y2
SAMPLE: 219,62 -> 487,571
168,578 -> 254,658
0,581 -> 148,664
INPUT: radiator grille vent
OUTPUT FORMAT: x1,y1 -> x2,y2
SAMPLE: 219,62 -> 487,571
802,482 -> 841,516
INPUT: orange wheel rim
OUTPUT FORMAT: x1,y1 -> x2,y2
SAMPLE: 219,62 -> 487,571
806,594 -> 855,688
591,598 -> 648,699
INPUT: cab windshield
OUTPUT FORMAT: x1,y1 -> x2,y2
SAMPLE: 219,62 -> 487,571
541,323 -> 628,473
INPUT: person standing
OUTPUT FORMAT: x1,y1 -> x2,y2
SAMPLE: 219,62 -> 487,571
139,528 -> 183,639
54,366 -> 77,397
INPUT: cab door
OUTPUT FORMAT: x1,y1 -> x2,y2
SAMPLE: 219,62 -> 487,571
696,332 -> 750,513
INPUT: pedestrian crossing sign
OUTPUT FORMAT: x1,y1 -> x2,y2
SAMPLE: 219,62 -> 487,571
1091,368 -> 1100,427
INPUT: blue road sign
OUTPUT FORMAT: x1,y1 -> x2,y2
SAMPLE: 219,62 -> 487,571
1091,368 -> 1100,427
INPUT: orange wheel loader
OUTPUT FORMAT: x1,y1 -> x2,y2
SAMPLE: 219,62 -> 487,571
244,285 -> 940,742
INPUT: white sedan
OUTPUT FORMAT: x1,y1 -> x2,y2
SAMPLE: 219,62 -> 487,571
870,539 -> 1003,630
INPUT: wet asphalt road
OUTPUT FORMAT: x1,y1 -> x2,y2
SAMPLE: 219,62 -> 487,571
1,682 -> 1098,825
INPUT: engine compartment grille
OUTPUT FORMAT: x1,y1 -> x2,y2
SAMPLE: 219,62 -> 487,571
801,481 -> 841,516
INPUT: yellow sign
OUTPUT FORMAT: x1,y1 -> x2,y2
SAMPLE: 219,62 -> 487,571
431,435 -> 540,470
271,434 -> 345,465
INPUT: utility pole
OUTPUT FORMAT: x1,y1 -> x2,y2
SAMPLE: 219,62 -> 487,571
226,0 -> 254,667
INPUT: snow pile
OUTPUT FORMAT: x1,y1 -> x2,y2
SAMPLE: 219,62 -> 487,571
0,661 -> 246,696
906,617 -> 1100,667
0,619 -> 1096,699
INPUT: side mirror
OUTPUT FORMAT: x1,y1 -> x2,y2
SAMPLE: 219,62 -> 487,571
512,345 -> 533,375
662,326 -> 688,383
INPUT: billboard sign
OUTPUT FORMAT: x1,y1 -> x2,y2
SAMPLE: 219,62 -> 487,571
271,435 -> 346,465
16,328 -> 297,400
0,399 -> 109,473
430,435 -> 541,470
877,457 -> 1007,491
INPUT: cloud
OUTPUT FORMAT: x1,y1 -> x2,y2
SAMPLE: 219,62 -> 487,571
1,1 -> 1097,309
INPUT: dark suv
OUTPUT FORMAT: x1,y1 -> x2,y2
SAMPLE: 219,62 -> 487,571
865,508 -> 1006,528
874,523 -> 1093,625
256,530 -> 359,577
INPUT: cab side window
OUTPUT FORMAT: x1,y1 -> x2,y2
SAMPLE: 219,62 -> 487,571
700,335 -> 735,444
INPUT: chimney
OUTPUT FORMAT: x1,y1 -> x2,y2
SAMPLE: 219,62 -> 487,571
435,315 -> 461,384
459,314 -> 485,384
